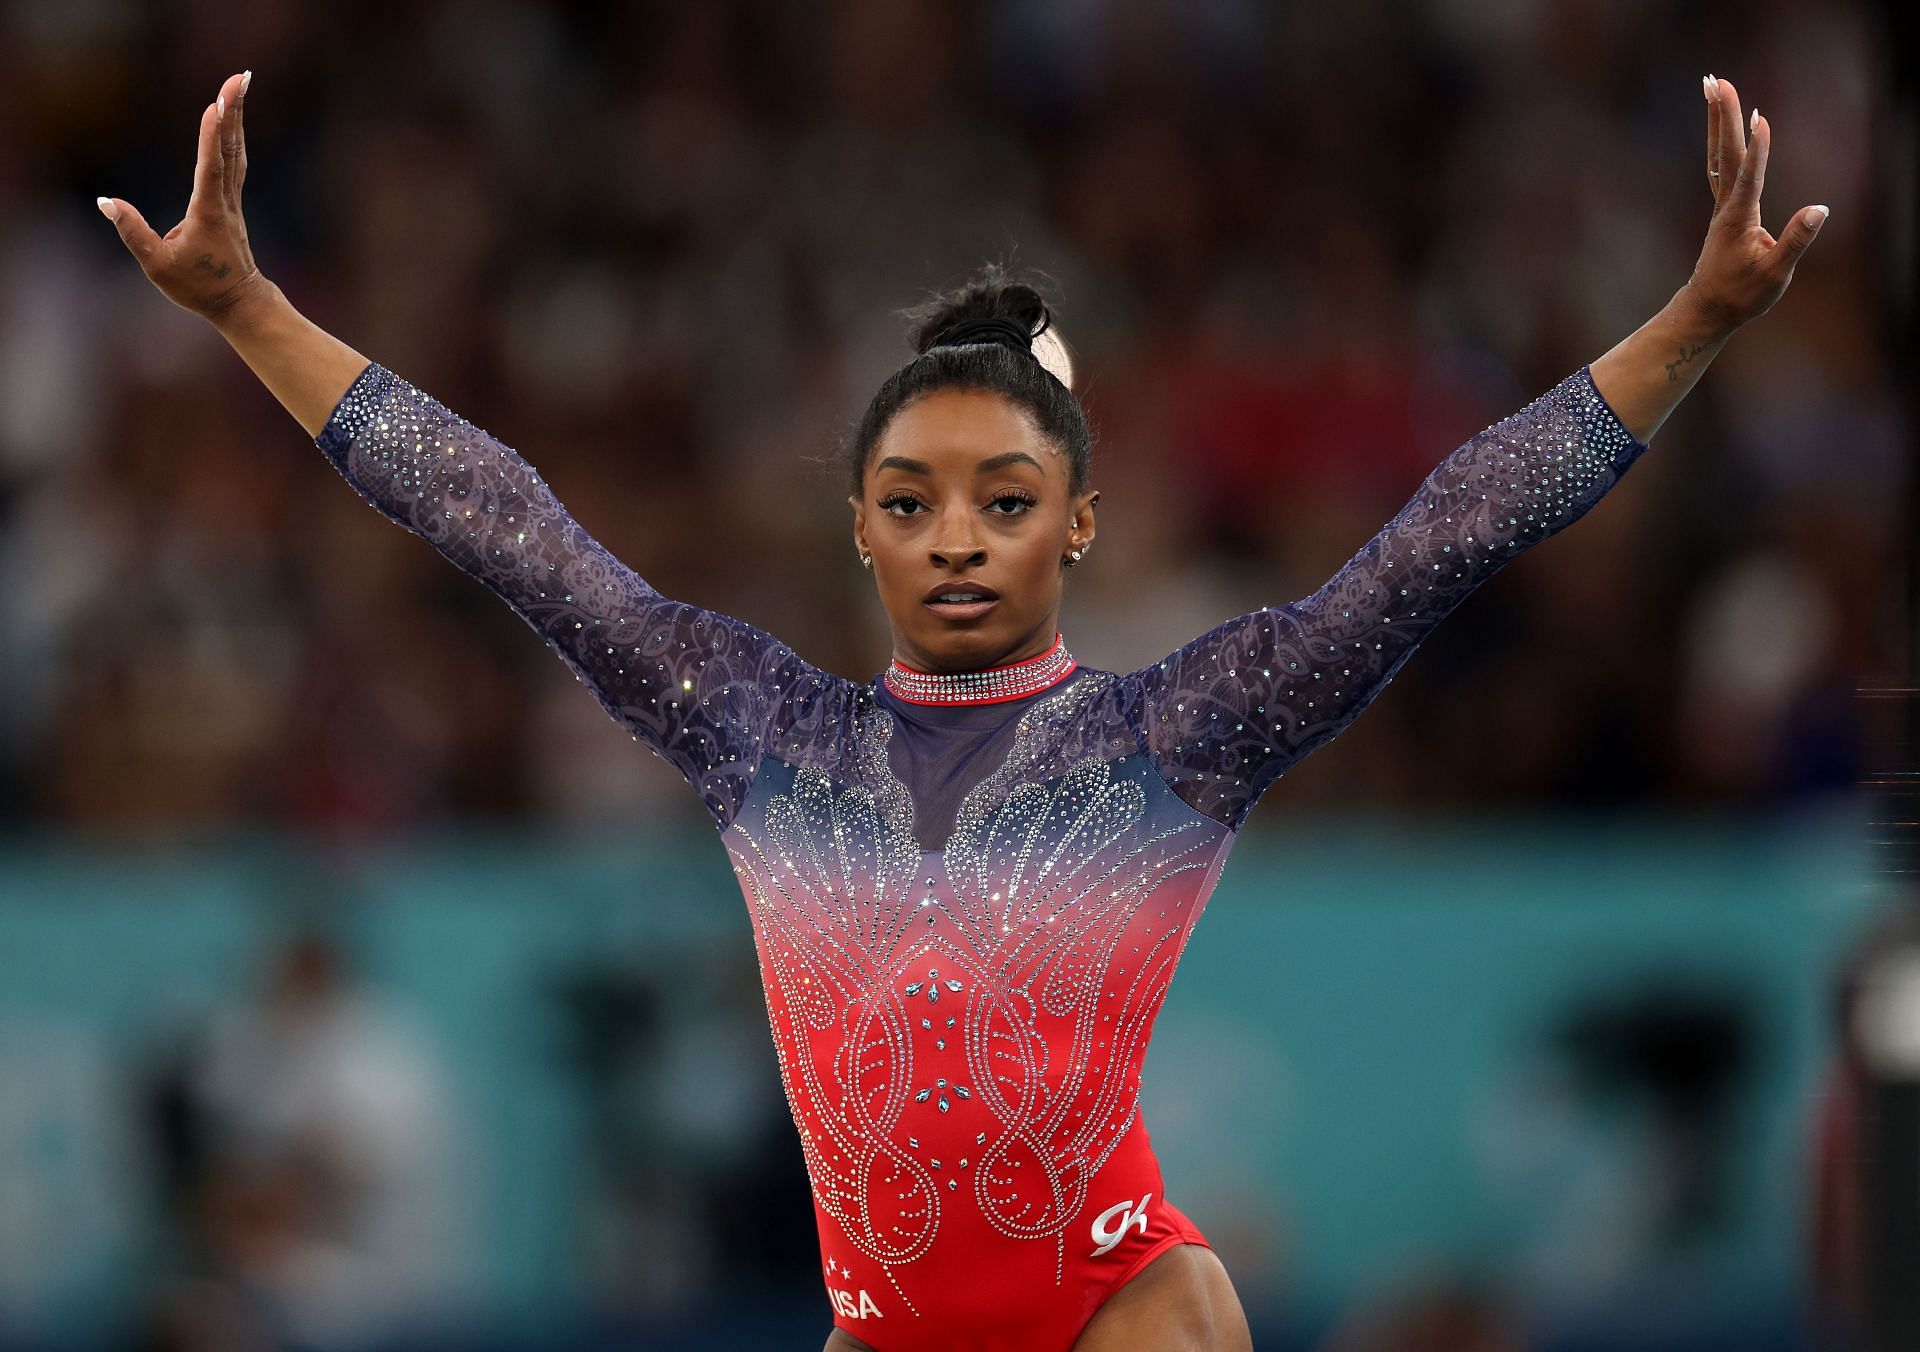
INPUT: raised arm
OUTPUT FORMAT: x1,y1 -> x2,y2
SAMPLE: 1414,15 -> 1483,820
99,72 -> 841,830
1123,73 -> 1826,831
311,362 -> 836,828
1125,363 -> 1649,828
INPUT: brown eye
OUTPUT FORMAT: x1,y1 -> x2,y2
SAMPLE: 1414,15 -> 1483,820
880,493 -> 924,516
988,491 -> 1037,515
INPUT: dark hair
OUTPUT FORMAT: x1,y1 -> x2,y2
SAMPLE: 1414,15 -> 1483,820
846,262 -> 1093,499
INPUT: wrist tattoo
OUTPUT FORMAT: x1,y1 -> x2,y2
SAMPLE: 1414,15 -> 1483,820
1664,339 -> 1710,382
195,252 -> 233,280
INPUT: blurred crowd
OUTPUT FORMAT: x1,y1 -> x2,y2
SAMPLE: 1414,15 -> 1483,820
0,0 -> 1900,842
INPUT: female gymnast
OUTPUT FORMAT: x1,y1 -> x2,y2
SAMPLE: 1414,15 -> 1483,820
101,70 -> 1823,1352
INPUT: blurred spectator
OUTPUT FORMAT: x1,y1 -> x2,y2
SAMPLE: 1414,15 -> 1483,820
139,927 -> 466,1350
1473,977 -> 1761,1327
1809,893 -> 1920,1352
551,942 -> 815,1318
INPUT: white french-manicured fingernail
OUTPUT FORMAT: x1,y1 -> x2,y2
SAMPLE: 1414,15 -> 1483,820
1749,107 -> 1758,133
218,95 -> 226,117
96,197 -> 118,221
242,70 -> 252,95
1807,205 -> 1829,227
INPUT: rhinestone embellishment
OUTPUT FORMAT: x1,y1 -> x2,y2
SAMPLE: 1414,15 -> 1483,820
883,632 -> 1078,706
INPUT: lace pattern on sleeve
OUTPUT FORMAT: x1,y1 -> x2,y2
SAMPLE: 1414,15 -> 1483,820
315,361 -> 843,830
1122,364 -> 1651,830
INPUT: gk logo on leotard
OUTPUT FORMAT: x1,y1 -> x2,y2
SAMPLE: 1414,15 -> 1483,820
1090,1192 -> 1153,1257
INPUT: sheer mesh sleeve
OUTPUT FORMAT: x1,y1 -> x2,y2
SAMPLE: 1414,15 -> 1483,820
314,360 -> 841,831
1124,364 -> 1651,830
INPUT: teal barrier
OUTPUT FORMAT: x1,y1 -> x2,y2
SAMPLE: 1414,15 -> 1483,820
0,806 -> 1884,1343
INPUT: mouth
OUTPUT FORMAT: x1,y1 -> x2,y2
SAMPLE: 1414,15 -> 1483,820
922,581 -> 1000,620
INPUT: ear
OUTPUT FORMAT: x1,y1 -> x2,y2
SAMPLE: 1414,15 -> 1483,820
849,495 -> 867,555
1068,487 -> 1099,550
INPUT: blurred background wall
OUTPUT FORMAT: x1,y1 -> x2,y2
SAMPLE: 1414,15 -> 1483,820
0,0 -> 1911,1348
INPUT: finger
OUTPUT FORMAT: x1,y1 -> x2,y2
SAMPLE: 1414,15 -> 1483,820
1714,75 -> 1746,208
1705,74 -> 1723,201
187,99 -> 222,217
1732,109 -> 1769,220
1771,204 -> 1829,268
230,69 -> 251,199
97,197 -> 167,270
218,72 -> 247,207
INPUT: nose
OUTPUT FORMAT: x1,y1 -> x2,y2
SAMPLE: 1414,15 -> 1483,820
930,541 -> 988,569
929,512 -> 986,570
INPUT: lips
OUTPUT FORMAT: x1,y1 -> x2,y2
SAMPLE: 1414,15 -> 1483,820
922,580 -> 1000,605
923,579 -> 1000,619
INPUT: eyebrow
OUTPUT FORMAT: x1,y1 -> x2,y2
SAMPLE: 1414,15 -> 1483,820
874,451 -> 1046,476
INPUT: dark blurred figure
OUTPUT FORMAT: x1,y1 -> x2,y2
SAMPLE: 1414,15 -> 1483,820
1469,974 -> 1765,1341
1810,893 -> 1920,1352
138,926 -> 465,1351
551,944 -> 816,1325
1549,980 -> 1760,1252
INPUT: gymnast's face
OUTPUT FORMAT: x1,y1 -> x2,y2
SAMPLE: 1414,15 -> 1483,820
852,388 -> 1097,675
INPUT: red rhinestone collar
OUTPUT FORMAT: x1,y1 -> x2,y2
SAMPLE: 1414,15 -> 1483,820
882,633 -> 1078,706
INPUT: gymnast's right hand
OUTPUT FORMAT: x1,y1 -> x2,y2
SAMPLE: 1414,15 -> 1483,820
98,71 -> 265,322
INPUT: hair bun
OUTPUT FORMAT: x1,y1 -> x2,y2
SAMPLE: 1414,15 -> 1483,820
904,261 -> 1075,390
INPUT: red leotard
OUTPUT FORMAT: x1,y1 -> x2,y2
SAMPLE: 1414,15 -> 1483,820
315,361 -> 1648,1349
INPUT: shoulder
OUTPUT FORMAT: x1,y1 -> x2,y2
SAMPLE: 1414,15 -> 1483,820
763,665 -> 874,756
1034,665 -> 1143,762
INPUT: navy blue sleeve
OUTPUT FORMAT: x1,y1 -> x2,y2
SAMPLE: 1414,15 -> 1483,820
1125,364 -> 1652,829
315,361 -> 843,831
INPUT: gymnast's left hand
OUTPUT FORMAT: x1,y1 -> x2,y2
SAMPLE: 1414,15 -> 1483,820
1683,74 -> 1827,336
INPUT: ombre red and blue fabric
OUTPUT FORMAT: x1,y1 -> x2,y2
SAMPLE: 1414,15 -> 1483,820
316,360 -> 1648,1350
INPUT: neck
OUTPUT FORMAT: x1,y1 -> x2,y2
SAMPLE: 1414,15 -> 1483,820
883,632 -> 1077,706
